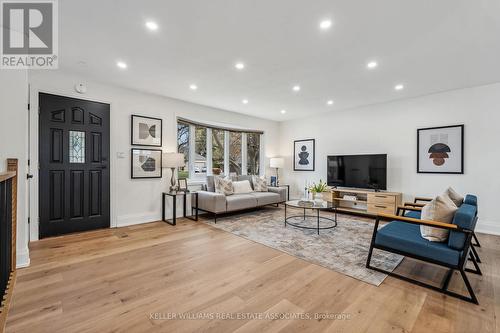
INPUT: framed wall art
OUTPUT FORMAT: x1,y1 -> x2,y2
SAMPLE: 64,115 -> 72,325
131,148 -> 163,179
131,115 -> 162,147
294,139 -> 315,171
417,124 -> 464,174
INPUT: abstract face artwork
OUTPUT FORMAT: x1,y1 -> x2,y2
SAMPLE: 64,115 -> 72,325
428,143 -> 451,166
418,125 -> 464,174
294,139 -> 315,171
139,122 -> 157,140
131,115 -> 162,146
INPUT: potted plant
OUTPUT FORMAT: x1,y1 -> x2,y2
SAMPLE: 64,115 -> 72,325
308,180 -> 329,203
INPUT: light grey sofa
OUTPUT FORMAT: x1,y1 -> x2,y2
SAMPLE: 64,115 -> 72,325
197,175 -> 287,222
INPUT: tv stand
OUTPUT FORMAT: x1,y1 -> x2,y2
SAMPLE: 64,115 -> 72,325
324,188 -> 402,216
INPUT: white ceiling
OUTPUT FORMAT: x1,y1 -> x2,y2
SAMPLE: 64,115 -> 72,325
59,0 -> 500,121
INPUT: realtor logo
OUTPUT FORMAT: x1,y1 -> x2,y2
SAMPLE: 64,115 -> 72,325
1,0 -> 58,69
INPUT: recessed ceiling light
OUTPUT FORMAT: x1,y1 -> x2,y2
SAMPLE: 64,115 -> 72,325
280,110 -> 287,114
319,19 -> 332,30
116,61 -> 127,69
242,99 -> 249,104
292,85 -> 301,92
367,61 -> 378,69
145,21 -> 159,31
235,62 -> 245,70
394,84 -> 404,91
327,100 -> 334,105
189,84 -> 198,90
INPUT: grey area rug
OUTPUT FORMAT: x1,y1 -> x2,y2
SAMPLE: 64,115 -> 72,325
202,206 -> 403,286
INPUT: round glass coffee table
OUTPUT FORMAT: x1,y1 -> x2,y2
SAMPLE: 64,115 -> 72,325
284,200 -> 337,235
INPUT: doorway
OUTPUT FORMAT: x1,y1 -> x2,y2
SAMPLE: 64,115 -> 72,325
38,93 -> 110,238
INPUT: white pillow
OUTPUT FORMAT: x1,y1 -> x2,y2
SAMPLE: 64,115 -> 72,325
420,195 -> 458,242
232,180 -> 254,194
442,187 -> 464,207
214,176 -> 233,196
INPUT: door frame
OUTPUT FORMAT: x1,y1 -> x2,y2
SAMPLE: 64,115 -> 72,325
29,89 -> 116,241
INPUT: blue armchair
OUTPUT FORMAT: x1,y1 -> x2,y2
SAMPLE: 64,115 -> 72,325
401,194 -> 481,263
366,198 -> 481,304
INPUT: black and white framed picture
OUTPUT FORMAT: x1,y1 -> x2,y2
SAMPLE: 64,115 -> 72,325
417,125 -> 464,174
131,115 -> 162,147
270,176 -> 277,187
131,149 -> 162,179
178,178 -> 188,191
294,139 -> 315,171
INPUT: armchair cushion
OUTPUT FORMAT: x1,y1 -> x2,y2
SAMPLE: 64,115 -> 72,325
448,204 -> 478,250
375,221 -> 461,266
464,194 -> 477,207
404,210 -> 421,219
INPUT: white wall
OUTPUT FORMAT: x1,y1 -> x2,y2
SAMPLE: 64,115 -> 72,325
28,71 -> 280,240
0,70 -> 30,268
279,83 -> 500,234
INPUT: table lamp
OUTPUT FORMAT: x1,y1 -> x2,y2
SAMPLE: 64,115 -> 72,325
162,152 -> 185,192
269,157 -> 284,185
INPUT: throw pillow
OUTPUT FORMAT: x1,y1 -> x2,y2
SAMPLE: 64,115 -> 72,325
252,175 -> 268,192
214,176 -> 233,196
232,180 -> 253,194
443,187 -> 464,207
420,195 -> 458,242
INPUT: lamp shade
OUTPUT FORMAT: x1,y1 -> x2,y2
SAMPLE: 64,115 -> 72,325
162,152 -> 185,168
270,157 -> 284,169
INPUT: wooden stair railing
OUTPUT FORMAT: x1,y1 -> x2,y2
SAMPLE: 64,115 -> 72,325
0,159 -> 18,333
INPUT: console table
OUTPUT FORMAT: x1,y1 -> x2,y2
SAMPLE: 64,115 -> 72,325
323,188 -> 402,216
162,191 -> 199,226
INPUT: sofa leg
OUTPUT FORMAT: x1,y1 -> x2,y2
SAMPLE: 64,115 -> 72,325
459,269 -> 479,304
214,213 -> 217,224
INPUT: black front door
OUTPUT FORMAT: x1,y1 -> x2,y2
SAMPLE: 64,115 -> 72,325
39,93 -> 110,238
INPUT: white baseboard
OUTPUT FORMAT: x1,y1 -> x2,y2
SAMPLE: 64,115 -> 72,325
475,220 -> 500,236
116,212 -> 161,228
16,247 -> 30,268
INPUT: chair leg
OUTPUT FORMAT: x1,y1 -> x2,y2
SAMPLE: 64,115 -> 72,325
471,244 -> 482,263
459,269 -> 479,305
472,233 -> 481,247
465,253 -> 482,276
442,269 -> 454,291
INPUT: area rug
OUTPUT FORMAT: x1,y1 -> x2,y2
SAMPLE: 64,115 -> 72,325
201,206 -> 403,286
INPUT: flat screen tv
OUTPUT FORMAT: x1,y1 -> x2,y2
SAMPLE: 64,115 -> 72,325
327,154 -> 387,190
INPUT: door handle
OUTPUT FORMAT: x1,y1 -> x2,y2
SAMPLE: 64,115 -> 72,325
27,174 -> 34,179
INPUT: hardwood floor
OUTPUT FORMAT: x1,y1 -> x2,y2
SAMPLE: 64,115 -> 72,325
5,215 -> 498,333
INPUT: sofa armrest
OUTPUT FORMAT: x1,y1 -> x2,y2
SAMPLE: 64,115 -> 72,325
268,187 -> 286,202
197,191 -> 226,214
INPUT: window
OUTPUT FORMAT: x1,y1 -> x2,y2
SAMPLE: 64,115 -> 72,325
212,129 -> 225,175
229,132 -> 242,175
69,131 -> 85,163
177,122 -> 190,179
194,126 -> 207,175
247,133 -> 260,175
176,119 -> 262,180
